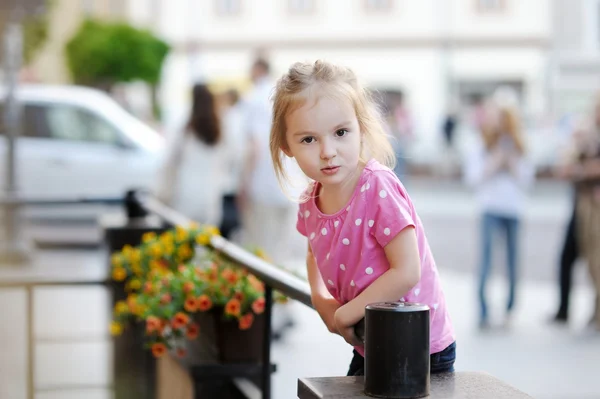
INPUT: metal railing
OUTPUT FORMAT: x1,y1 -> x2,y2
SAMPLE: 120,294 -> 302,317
141,196 -> 313,308
139,195 -> 313,399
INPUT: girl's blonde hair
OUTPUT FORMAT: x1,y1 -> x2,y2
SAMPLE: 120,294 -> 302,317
270,60 -> 396,188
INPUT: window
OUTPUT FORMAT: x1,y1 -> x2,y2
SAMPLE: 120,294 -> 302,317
476,0 -> 505,12
365,0 -> 393,13
16,104 -> 122,145
45,105 -> 120,145
215,0 -> 241,16
80,0 -> 94,15
289,0 -> 315,15
0,103 -> 46,138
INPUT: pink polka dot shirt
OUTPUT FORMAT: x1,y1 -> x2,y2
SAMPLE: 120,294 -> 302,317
296,159 -> 455,354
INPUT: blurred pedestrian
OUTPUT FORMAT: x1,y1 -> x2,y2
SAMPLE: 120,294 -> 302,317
238,58 -> 299,265
550,117 -> 587,324
464,103 -> 535,329
156,84 -> 226,226
556,95 -> 600,332
218,88 -> 246,239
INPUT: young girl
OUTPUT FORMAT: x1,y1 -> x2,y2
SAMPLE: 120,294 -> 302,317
269,60 -> 456,375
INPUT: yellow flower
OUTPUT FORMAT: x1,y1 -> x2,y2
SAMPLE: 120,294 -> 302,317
149,260 -> 162,271
196,233 -> 210,246
142,232 -> 157,243
176,226 -> 188,242
164,243 -> 175,256
110,321 -> 123,336
129,279 -> 142,291
130,248 -> 142,263
132,263 -> 143,276
121,244 -> 133,256
133,304 -> 147,317
114,301 -> 129,314
110,254 -> 122,267
177,244 -> 192,260
159,231 -> 174,245
112,267 -> 127,282
206,226 -> 220,237
148,243 -> 163,259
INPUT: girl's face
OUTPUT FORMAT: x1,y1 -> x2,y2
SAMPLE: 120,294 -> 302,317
283,92 -> 362,189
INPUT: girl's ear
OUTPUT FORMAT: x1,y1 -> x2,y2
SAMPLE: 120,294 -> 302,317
281,145 -> 293,158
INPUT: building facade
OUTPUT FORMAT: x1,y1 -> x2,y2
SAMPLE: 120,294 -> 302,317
126,0 -> 551,162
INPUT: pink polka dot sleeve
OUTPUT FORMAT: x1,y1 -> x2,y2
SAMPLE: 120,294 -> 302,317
296,206 -> 307,237
368,171 -> 416,248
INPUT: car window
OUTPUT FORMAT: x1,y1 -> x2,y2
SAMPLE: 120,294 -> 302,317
45,104 -> 121,145
0,102 -> 50,138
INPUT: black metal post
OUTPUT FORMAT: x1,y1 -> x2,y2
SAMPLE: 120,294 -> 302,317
261,285 -> 273,399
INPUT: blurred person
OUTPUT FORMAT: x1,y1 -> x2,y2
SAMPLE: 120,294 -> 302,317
239,58 -> 301,340
270,60 -> 456,376
556,96 -> 600,332
387,91 -> 413,179
219,89 -> 246,239
239,58 -> 299,265
156,84 -> 225,226
464,104 -> 535,330
550,117 -> 587,324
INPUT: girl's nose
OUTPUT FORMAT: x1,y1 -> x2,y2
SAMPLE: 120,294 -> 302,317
320,140 -> 336,159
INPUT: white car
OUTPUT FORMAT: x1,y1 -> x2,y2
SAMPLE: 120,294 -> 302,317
0,84 -> 164,202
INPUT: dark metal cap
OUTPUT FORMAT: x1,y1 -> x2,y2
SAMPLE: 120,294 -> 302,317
366,301 -> 430,312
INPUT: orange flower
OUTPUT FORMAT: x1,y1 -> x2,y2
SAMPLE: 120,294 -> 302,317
239,313 -> 254,330
221,268 -> 239,285
176,347 -> 187,358
248,275 -> 265,293
252,297 -> 266,315
220,285 -> 231,296
178,264 -> 187,273
160,294 -> 172,305
186,323 -> 200,340
225,299 -> 241,317
184,298 -> 198,313
146,316 -> 161,334
143,281 -> 154,295
171,312 -> 190,329
208,270 -> 218,283
112,267 -> 127,282
233,292 -> 245,302
196,295 -> 213,311
183,281 -> 195,294
151,343 -> 167,358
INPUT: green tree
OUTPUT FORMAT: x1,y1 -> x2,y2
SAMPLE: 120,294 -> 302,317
65,19 -> 170,118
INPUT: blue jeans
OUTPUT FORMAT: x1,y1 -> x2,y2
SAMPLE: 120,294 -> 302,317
346,342 -> 456,376
479,212 -> 520,323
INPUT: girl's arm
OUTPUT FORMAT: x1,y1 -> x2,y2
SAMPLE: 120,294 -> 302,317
306,243 -> 342,335
334,226 -> 421,342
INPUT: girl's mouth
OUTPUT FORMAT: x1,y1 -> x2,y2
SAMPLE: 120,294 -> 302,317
321,166 -> 340,175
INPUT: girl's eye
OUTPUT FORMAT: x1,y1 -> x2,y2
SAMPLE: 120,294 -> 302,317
301,137 -> 315,144
335,129 -> 348,137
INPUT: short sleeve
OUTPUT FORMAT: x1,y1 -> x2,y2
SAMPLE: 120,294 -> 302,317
368,171 -> 416,248
296,206 -> 307,237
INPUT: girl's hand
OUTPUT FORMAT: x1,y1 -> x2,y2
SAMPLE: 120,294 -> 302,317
334,309 -> 363,347
313,296 -> 342,335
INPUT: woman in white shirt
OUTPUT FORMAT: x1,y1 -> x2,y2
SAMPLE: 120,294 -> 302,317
157,84 -> 225,227
464,104 -> 534,329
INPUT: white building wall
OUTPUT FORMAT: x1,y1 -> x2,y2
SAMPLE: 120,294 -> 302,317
147,0 -> 551,162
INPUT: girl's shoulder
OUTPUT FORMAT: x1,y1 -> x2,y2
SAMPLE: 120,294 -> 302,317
362,159 -> 406,194
298,181 -> 318,208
